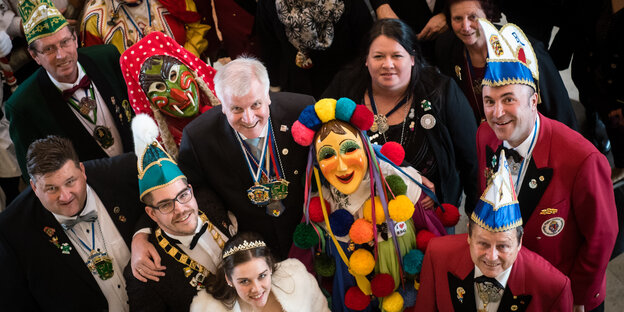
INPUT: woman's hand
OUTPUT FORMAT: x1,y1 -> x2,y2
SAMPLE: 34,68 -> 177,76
417,13 -> 448,41
419,176 -> 435,210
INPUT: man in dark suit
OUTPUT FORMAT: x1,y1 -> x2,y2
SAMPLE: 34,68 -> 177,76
415,152 -> 573,311
176,57 -> 314,261
475,19 -> 617,311
6,0 -> 134,181
124,118 -> 233,311
0,136 -> 144,311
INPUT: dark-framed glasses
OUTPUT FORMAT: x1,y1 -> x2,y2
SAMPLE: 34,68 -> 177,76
36,35 -> 76,56
151,186 -> 193,214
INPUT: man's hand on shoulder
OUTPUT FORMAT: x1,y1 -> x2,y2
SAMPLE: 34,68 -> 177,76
131,232 -> 166,282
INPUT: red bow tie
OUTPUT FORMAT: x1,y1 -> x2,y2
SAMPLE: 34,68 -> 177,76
61,75 -> 92,101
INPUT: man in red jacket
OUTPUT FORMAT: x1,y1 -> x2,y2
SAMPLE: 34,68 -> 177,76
475,19 -> 617,311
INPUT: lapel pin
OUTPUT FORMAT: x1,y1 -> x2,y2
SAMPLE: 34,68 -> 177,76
539,175 -> 545,181
455,65 -> 462,80
456,287 -> 465,303
529,179 -> 537,189
280,125 -> 289,132
282,148 -> 289,155
511,305 -> 518,311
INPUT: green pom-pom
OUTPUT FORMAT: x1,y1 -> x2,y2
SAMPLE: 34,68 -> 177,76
293,223 -> 319,249
314,253 -> 336,277
385,175 -> 408,196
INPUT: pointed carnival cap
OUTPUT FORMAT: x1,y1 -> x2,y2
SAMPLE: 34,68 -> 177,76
132,114 -> 186,201
18,0 -> 68,44
480,18 -> 538,92
471,150 -> 522,232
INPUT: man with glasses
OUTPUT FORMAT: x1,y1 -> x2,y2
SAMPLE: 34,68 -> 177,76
124,115 -> 236,311
5,0 -> 134,182
0,135 -> 145,310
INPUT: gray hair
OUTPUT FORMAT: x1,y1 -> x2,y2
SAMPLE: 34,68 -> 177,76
213,56 -> 270,104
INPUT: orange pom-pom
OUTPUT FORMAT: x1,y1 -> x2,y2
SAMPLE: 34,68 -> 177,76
416,230 -> 436,252
309,197 -> 331,222
349,219 -> 374,244
380,142 -> 405,166
363,196 -> 385,225
435,203 -> 460,227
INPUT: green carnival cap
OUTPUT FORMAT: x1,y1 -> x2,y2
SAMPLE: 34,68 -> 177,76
18,0 -> 68,44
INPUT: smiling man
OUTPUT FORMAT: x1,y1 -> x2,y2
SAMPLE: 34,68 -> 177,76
475,20 -> 617,312
416,153 -> 573,311
6,0 -> 134,182
174,57 -> 315,261
0,136 -> 144,311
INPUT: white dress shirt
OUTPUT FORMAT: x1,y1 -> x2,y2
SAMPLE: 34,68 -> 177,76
473,265 -> 513,312
502,117 -> 540,194
48,63 -> 123,157
53,185 -> 130,312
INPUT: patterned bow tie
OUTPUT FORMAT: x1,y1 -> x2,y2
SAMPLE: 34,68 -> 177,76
475,275 -> 504,307
496,145 -> 523,163
61,210 -> 98,230
61,75 -> 92,101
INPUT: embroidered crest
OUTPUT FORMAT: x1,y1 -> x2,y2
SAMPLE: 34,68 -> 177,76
541,217 -> 565,237
489,35 -> 504,56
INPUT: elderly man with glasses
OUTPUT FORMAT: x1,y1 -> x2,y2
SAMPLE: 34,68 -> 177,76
5,0 -> 134,182
123,115 -> 237,312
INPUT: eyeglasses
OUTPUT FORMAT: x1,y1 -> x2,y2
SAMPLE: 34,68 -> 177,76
150,186 -> 193,214
35,35 -> 75,56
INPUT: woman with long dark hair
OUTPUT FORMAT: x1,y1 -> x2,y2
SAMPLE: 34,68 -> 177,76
323,18 -> 479,214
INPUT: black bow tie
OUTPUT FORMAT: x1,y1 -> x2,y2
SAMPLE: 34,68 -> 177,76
475,275 -> 504,290
61,210 -> 98,230
496,145 -> 523,163
189,222 -> 209,249
61,75 -> 92,101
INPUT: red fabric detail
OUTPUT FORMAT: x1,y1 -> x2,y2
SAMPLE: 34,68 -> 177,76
82,31 -> 105,48
163,14 -> 187,47
518,48 -> 527,64
416,229 -> 435,252
158,0 -> 200,23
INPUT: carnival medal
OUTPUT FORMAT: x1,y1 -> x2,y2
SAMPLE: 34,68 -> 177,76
93,125 -> 114,148
87,249 -> 114,280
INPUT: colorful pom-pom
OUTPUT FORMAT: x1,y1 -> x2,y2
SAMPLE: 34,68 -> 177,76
292,223 -> 318,249
314,253 -> 336,277
345,286 -> 371,311
388,195 -> 415,222
435,203 -> 461,227
350,105 -> 374,131
363,196 -> 385,225
371,274 -> 395,298
382,292 -> 404,312
315,98 -> 337,123
398,286 -> 417,308
349,218 -> 374,244
403,249 -> 425,274
349,249 -> 375,276
309,196 -> 331,223
416,230 -> 435,252
380,142 -> 405,165
385,175 -> 408,196
335,97 -> 357,122
298,105 -> 322,130
291,120 -> 315,146
329,209 -> 354,237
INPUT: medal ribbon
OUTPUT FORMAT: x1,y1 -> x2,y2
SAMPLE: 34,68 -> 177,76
513,118 -> 538,191
68,86 -> 97,124
235,123 -> 270,185
70,221 -> 96,252
367,85 -> 408,118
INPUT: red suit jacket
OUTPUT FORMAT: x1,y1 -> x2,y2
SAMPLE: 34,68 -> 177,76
414,234 -> 573,312
476,114 -> 618,309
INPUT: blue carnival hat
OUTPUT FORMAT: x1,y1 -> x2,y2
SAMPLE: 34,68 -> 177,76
132,114 -> 186,201
471,150 -> 522,232
480,19 -> 538,92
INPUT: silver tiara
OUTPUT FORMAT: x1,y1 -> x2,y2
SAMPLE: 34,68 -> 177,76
222,240 -> 266,259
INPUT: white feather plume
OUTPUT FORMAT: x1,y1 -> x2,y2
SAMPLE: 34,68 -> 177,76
132,114 -> 159,156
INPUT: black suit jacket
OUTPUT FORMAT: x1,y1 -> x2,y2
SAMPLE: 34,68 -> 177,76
0,153 -> 144,311
178,92 -> 314,260
5,44 -> 134,181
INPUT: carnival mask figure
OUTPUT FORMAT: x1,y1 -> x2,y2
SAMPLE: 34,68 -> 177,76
140,55 -> 200,118
314,120 -> 368,195
121,32 -> 220,158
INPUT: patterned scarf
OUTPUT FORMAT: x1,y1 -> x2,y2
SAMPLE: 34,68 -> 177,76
275,0 -> 344,68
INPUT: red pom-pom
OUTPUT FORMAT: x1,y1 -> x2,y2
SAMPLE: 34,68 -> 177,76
435,203 -> 460,227
371,273 -> 395,298
309,197 -> 331,222
345,286 -> 371,311
380,142 -> 405,166
350,105 -> 374,131
291,120 -> 315,146
416,230 -> 436,252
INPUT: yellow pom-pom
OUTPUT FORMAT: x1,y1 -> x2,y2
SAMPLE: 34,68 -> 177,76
363,196 -> 385,225
381,292 -> 404,312
349,249 -> 375,276
388,195 -> 415,222
315,98 -> 337,123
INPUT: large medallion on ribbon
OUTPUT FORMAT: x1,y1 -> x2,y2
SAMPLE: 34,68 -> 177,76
247,184 -> 271,206
87,250 -> 114,280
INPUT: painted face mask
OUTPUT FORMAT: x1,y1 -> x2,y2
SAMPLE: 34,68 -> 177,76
139,55 -> 200,118
315,122 -> 368,195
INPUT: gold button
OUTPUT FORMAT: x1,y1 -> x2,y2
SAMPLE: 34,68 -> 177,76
119,215 -> 127,222
282,148 -> 289,155
595,293 -> 600,298
113,206 -> 120,214
294,170 -> 299,175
